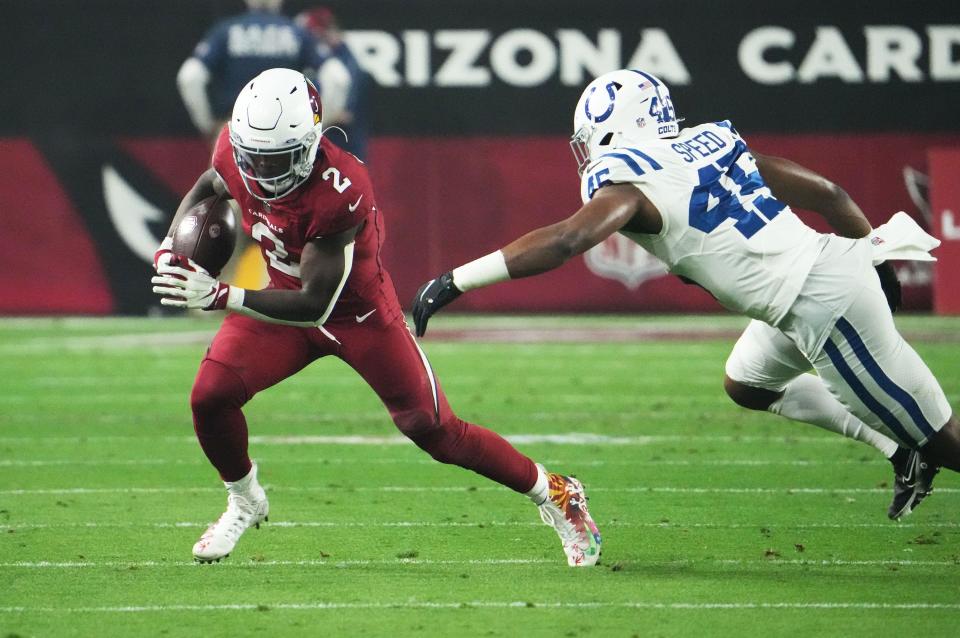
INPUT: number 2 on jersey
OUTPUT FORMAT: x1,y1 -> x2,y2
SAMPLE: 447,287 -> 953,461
322,167 -> 352,193
251,222 -> 300,277
687,143 -> 785,239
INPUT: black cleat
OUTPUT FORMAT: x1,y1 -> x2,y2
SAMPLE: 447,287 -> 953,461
195,554 -> 229,564
888,447 -> 940,520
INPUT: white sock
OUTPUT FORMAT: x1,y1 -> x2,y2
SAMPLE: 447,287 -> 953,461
768,374 -> 899,457
525,464 -> 549,505
225,462 -> 259,493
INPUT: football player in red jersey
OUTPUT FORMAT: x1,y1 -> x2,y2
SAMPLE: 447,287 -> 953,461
151,68 -> 601,566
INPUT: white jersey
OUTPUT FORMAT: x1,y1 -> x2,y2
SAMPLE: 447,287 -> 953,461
579,120 -> 823,326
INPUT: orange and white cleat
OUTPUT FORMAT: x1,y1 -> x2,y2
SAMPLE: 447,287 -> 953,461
536,465 -> 601,566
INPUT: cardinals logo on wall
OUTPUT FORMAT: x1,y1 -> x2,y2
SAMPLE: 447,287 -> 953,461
583,234 -> 667,290
15,137 -> 211,314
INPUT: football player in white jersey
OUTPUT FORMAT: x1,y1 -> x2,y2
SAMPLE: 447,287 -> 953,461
412,68 -> 957,520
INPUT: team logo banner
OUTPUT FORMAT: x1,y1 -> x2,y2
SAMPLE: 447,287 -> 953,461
1,1 -> 958,314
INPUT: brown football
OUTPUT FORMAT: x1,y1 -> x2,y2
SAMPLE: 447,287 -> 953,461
170,195 -> 237,276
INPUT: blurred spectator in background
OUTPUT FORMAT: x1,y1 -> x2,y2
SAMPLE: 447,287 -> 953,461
177,0 -> 321,290
177,0 -> 321,147
297,6 -> 370,160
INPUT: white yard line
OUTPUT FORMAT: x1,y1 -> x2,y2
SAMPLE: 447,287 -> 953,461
2,520 -> 958,531
1,601 -> 957,613
3,485 -> 958,495
0,459 -> 191,467
0,330 -> 216,354
1,557 -> 956,569
0,457 -> 887,468
0,433 -> 863,445
0,393 -> 185,404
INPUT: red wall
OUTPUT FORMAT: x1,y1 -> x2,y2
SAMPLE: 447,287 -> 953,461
2,133 -> 956,315
929,149 -> 960,315
0,140 -> 113,313
370,133 -> 959,313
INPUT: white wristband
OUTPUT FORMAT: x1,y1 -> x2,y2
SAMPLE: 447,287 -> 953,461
225,286 -> 246,311
451,251 -> 510,292
159,236 -> 173,251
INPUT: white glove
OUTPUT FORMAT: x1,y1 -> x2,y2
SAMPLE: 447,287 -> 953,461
151,256 -> 232,310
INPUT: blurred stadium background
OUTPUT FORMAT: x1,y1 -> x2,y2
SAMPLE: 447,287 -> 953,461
2,2 -> 960,636
2,0 -> 959,316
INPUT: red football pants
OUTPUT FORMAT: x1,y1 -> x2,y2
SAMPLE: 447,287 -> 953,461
190,312 -> 537,492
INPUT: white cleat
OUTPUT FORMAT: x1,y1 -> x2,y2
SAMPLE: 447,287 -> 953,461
193,464 -> 269,563
536,465 -> 601,567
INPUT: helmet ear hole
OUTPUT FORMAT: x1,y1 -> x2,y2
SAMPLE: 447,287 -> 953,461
599,132 -> 614,146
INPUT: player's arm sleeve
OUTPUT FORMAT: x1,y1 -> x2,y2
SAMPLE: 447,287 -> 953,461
715,119 -> 742,140
178,26 -> 226,136
226,224 -> 360,326
177,57 -> 216,136
753,152 -> 871,238
318,57 -> 353,125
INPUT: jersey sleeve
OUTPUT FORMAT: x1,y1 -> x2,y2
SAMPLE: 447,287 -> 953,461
304,158 -> 376,239
210,126 -> 246,200
210,126 -> 233,174
579,147 -> 663,203
714,119 -> 743,143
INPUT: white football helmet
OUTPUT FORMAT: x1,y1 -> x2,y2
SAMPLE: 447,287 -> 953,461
570,69 -> 682,175
229,68 -> 323,202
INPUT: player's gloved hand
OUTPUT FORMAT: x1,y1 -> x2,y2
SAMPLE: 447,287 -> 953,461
151,256 -> 231,311
153,236 -> 174,271
875,261 -> 902,313
412,272 -> 462,337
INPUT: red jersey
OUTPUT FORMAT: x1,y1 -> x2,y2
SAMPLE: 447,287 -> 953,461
212,127 -> 402,325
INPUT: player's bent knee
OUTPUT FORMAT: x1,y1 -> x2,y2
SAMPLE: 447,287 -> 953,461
394,410 -> 468,465
724,375 -> 780,411
391,407 -> 441,440
191,359 -> 249,415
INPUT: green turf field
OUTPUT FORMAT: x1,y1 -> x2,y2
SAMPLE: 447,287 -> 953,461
1,315 -> 958,637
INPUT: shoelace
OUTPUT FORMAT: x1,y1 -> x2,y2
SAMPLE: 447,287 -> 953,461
205,494 -> 254,544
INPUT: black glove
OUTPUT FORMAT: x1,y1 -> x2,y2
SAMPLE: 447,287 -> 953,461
412,271 -> 462,337
875,261 -> 902,313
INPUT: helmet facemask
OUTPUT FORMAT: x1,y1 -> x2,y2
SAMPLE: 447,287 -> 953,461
231,130 -> 319,200
569,126 -> 593,176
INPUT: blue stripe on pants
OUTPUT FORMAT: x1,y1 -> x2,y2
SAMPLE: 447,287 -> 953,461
821,337 -> 915,446
834,317 -> 935,439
